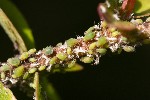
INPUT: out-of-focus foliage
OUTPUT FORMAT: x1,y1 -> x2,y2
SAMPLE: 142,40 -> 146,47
0,82 -> 16,100
134,0 -> 150,15
0,0 -> 35,49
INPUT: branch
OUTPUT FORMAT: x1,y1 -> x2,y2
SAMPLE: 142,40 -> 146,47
0,16 -> 150,87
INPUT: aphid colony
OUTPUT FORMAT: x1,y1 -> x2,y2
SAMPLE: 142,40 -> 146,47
0,16 -> 150,86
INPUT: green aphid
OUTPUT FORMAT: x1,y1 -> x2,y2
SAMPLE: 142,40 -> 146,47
1,72 -> 5,79
7,58 -> 20,67
67,47 -> 72,55
49,56 -> 57,65
56,53 -> 67,61
96,37 -> 107,47
112,31 -> 120,37
101,21 -> 107,28
121,36 -> 128,42
38,65 -> 46,71
123,46 -> 135,52
83,32 -> 95,42
117,48 -> 122,54
146,17 -> 150,22
81,56 -> 93,63
132,19 -> 143,24
23,72 -> 29,79
96,48 -> 107,55
12,66 -> 24,78
142,39 -> 150,44
66,38 -> 78,47
28,48 -> 36,55
54,64 -> 60,68
88,50 -> 94,55
0,64 -> 11,72
109,27 -> 116,32
43,46 -> 53,55
68,60 -> 76,68
86,27 -> 94,33
29,83 -> 35,88
89,42 -> 96,50
29,68 -> 37,74
56,43 -> 62,47
29,58 -> 37,63
20,52 -> 29,60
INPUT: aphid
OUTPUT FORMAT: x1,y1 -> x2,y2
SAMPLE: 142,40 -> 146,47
66,38 -> 78,47
121,36 -> 128,42
89,42 -> 96,50
28,48 -> 36,55
81,56 -> 93,63
83,32 -> 95,42
29,58 -> 37,63
146,17 -> 150,22
49,56 -> 57,65
88,50 -> 94,55
96,37 -> 107,47
112,31 -> 120,37
131,19 -> 143,24
20,52 -> 29,60
86,26 -> 94,34
7,58 -> 20,67
101,21 -> 107,28
56,42 -> 62,47
109,27 -> 116,32
38,65 -> 46,71
29,68 -> 37,74
68,60 -> 76,68
1,72 -> 5,79
0,64 -> 11,72
23,72 -> 29,79
43,46 -> 53,55
123,46 -> 135,52
56,53 -> 67,61
96,48 -> 107,55
67,47 -> 72,55
12,66 -> 24,78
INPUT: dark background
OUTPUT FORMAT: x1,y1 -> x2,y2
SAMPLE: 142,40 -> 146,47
1,0 -> 150,100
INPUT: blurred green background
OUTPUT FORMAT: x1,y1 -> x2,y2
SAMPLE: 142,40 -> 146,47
0,0 -> 150,100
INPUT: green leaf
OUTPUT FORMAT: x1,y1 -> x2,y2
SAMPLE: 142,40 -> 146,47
40,77 -> 61,100
0,0 -> 35,49
134,0 -> 150,15
0,9 -> 27,53
0,82 -> 16,100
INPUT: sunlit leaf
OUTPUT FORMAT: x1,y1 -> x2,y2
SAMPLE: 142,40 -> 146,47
134,0 -> 150,15
0,82 -> 16,100
0,0 -> 35,49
